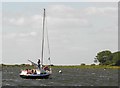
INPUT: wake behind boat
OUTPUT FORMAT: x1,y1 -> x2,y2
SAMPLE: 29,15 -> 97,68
20,9 -> 52,79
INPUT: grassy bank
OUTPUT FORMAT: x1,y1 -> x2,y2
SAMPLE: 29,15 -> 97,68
52,65 -> 120,69
1,64 -> 120,69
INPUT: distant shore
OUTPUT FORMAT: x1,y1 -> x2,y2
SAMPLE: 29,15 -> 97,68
0,64 -> 120,69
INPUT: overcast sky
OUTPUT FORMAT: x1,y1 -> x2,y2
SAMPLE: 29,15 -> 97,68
1,2 -> 118,65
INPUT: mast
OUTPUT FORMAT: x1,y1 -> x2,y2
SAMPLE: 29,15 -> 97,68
41,8 -> 45,66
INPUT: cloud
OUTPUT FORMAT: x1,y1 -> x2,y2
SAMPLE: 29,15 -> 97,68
9,17 -> 25,26
32,14 -> 42,20
47,17 -> 91,30
19,32 -> 37,37
4,32 -> 37,39
4,14 -> 42,28
47,5 -> 117,19
4,33 -> 17,39
2,5 -> 87,28
0,13 -> 2,25
4,5 -> 117,31
47,5 -> 79,19
84,7 -> 117,17
30,32 -> 37,36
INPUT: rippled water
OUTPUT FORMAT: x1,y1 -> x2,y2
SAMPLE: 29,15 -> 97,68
0,71 -> 2,87
2,66 -> 118,86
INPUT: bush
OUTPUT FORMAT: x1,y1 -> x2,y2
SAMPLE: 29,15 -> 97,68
81,63 -> 86,66
91,64 -> 95,66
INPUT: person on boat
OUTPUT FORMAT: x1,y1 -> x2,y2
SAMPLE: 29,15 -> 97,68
27,69 -> 32,74
37,59 -> 40,69
31,69 -> 34,74
43,65 -> 50,71
34,70 -> 37,74
26,69 -> 28,73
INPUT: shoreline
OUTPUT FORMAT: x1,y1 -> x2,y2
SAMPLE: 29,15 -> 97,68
1,64 -> 120,69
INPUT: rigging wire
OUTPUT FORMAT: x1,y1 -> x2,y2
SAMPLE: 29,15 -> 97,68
41,8 -> 51,65
45,9 -> 51,65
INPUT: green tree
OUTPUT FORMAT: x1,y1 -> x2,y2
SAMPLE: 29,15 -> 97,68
112,52 -> 120,66
95,50 -> 120,66
95,50 -> 112,65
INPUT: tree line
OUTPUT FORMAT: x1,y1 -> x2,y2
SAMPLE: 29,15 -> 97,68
94,50 -> 120,66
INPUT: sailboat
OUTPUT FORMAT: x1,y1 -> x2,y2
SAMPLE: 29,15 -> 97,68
19,9 -> 52,79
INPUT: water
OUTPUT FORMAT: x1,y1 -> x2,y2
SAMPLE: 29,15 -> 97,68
2,66 -> 118,86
